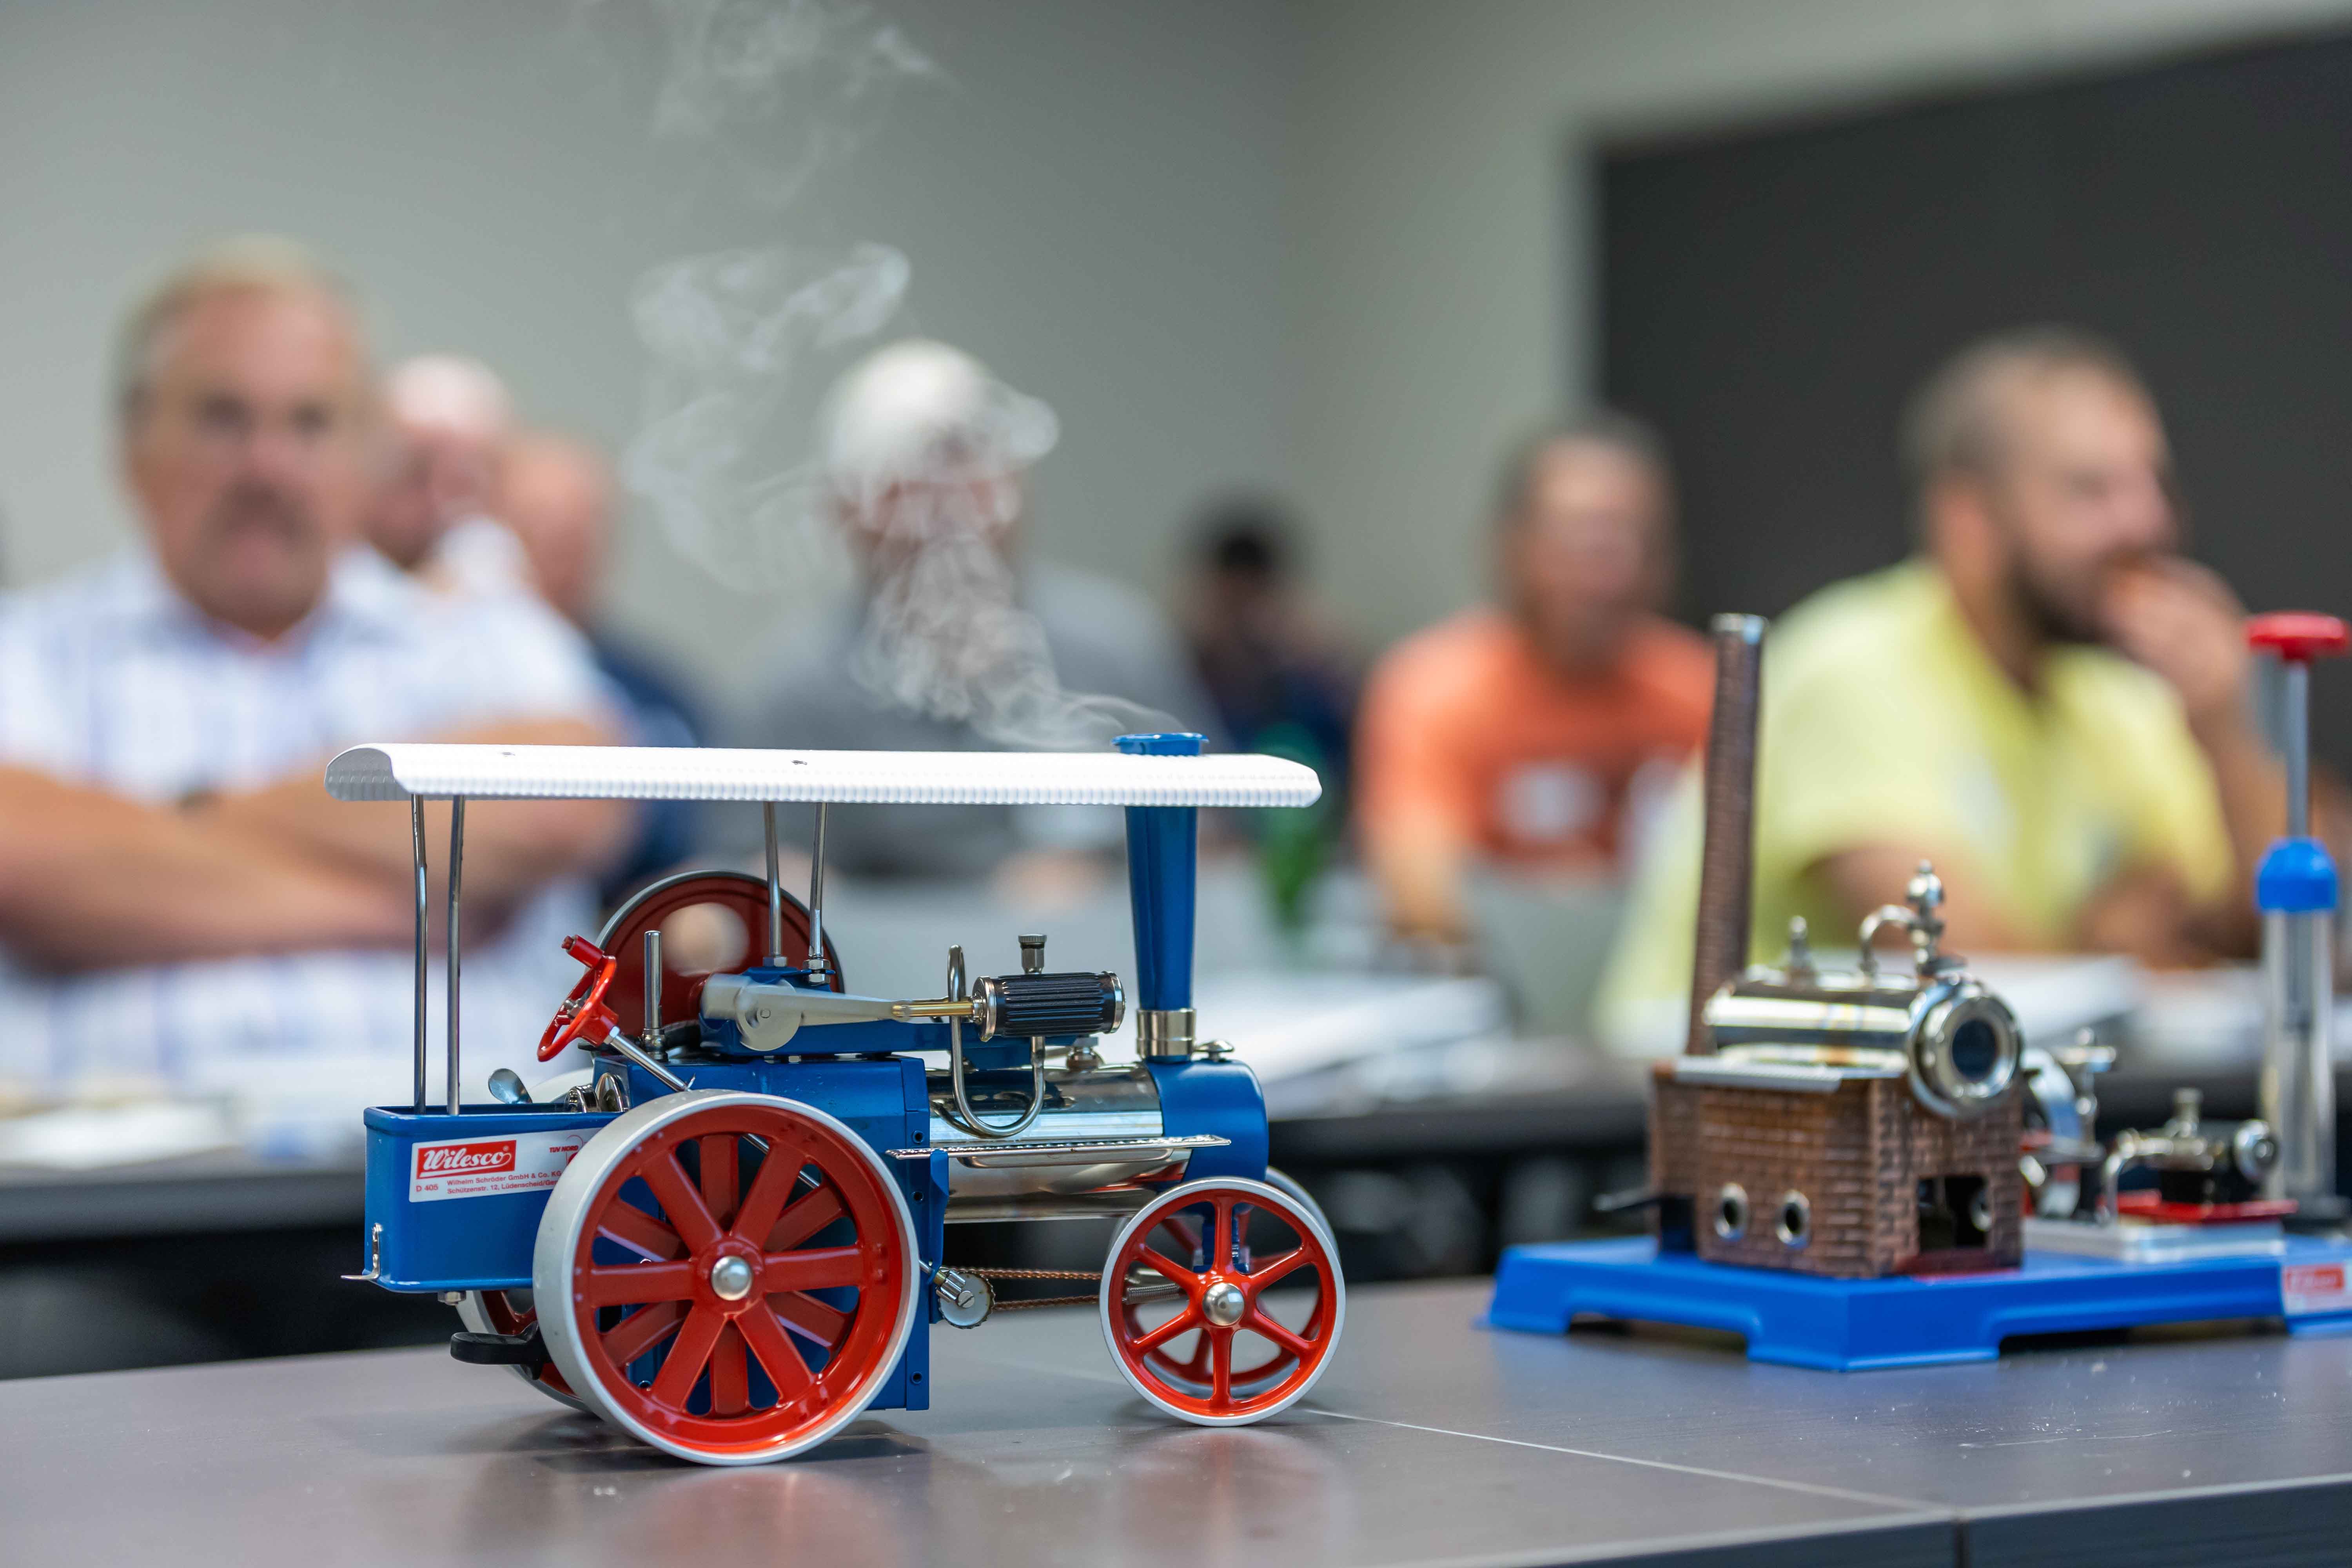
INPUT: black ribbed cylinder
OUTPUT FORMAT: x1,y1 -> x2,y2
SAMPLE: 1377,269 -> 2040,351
984,971 -> 1121,1039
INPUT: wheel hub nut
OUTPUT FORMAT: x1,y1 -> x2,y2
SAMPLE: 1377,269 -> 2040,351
709,1255 -> 755,1302
1202,1280 -> 1245,1327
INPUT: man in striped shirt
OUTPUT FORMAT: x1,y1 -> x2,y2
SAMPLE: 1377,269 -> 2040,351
0,239 -> 629,1118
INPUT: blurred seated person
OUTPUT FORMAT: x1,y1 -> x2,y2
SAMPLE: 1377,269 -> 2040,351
738,338 -> 1217,885
499,430 -> 708,904
366,352 -> 530,598
1356,413 -> 1714,947
0,239 -> 628,1091
1178,495 -> 1358,793
1602,327 -> 2294,1042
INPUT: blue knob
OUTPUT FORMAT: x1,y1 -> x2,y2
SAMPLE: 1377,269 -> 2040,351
2257,836 -> 2338,915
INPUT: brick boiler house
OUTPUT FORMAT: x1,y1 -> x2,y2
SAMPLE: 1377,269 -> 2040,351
1650,1052 -> 2023,1279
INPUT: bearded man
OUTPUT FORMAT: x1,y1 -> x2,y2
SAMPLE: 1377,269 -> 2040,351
1603,327 -> 2290,1032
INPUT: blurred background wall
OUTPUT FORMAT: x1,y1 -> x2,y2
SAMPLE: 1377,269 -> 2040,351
1288,0 -> 2352,655
0,0 -> 1295,708
1604,33 -> 2352,770
8,0 -> 2352,695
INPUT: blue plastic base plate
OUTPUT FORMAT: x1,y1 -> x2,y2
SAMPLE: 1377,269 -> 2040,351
1486,1236 -> 2352,1371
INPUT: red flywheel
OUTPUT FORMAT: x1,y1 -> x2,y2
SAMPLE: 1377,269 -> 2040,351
1099,1177 -> 1345,1425
533,1091 -> 918,1465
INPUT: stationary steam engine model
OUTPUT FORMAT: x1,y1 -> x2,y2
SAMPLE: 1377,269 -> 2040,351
1651,862 -> 2028,1279
1644,615 -> 2029,1281
338,735 -> 1344,1465
1489,613 -> 2352,1370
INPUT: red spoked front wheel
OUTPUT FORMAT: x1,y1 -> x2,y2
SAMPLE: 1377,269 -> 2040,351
1100,1177 -> 1345,1426
532,1091 -> 918,1465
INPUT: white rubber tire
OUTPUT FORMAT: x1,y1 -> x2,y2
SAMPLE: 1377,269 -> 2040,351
1099,1176 -> 1346,1427
532,1089 -> 920,1465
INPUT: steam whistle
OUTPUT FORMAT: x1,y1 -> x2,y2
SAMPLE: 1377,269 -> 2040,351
2249,613 -> 2350,1223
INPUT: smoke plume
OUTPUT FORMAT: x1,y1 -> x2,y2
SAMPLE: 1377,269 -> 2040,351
620,0 -> 1182,751
626,241 -> 908,586
826,351 -> 1178,748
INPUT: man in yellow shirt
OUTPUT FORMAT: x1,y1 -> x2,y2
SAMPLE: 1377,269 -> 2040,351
1602,327 -> 2286,1044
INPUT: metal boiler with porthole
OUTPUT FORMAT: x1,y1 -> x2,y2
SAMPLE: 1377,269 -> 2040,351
334,735 -> 1345,1466
1650,865 -> 2029,1278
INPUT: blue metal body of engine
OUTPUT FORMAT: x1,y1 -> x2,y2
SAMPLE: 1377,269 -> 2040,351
357,731 -> 1266,1417
360,1046 -> 1264,1415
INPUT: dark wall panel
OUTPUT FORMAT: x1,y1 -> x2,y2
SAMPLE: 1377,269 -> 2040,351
1601,33 -> 2352,768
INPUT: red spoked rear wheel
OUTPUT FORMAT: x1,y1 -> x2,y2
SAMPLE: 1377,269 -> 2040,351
1100,1177 -> 1345,1426
533,1091 -> 918,1465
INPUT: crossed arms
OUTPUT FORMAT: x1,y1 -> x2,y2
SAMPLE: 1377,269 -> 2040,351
0,718 -> 632,970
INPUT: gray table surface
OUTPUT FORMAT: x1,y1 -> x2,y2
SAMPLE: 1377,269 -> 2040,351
7,1279 -> 2352,1568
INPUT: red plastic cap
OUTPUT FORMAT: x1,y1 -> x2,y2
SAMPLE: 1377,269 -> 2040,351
2248,612 -> 2351,662
561,934 -> 610,967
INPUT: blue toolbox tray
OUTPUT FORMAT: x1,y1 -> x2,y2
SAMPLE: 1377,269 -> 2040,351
361,1103 -> 615,1293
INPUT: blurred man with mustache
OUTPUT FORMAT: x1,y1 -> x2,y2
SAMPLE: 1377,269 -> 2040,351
1603,327 -> 2290,1044
0,238 -> 628,1093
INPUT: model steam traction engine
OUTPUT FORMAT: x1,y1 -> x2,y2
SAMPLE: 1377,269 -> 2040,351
336,733 -> 1344,1465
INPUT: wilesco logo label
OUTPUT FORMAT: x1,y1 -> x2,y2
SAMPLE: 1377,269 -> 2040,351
410,1131 -> 582,1203
418,1139 -> 516,1177
2285,1261 -> 2352,1318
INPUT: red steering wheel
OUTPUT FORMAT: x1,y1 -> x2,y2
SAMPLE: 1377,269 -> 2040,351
538,935 -> 621,1062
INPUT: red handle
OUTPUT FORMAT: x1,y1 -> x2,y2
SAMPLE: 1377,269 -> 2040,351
538,936 -> 620,1062
2248,612 -> 2350,664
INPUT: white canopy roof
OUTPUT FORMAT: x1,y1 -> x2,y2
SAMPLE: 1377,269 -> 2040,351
325,743 -> 1322,808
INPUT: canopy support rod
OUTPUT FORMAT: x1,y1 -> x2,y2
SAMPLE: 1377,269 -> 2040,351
762,803 -> 785,967
642,927 -> 663,1040
410,799 -> 427,1113
446,798 -> 465,1116
806,802 -> 829,978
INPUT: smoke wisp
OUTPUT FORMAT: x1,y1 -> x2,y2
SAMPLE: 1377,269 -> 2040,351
831,370 -> 1179,749
626,241 -> 908,586
621,0 -> 1181,751
649,0 -> 938,205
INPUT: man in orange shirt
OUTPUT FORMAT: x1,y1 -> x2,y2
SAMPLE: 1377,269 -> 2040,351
1356,413 -> 1715,943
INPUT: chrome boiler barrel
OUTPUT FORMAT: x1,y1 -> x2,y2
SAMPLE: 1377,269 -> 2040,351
1698,871 -> 2024,1122
926,1063 -> 1200,1221
1702,969 -> 2022,1120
